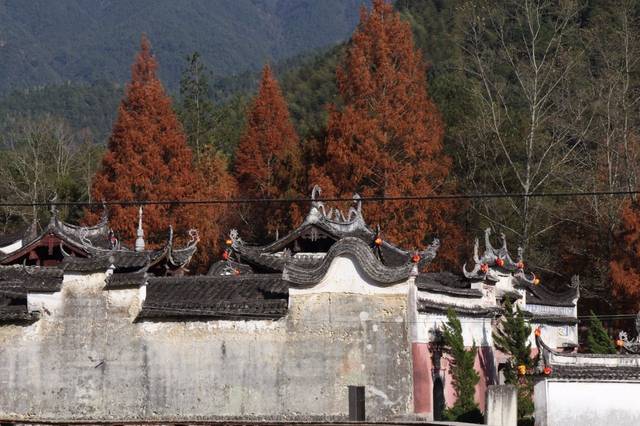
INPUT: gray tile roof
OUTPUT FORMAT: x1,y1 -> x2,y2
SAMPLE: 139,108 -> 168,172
138,274 -> 288,321
416,272 -> 483,298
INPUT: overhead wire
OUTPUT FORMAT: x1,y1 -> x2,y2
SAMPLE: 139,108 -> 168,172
1,188 -> 640,208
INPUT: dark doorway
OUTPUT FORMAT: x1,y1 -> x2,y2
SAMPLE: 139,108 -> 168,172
348,385 -> 365,421
433,377 -> 445,420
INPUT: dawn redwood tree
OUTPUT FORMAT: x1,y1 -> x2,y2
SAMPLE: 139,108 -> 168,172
234,65 -> 303,241
610,201 -> 640,310
315,0 -> 463,264
87,36 -> 234,266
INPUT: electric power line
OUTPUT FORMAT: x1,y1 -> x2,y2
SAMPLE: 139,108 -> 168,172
2,188 -> 640,208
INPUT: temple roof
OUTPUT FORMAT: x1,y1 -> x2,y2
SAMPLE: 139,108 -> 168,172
280,237 -> 439,288
138,274 -> 288,321
536,332 -> 640,381
415,272 -> 483,298
0,207 -> 199,274
226,185 -> 429,273
461,228 -> 579,307
0,265 -> 63,325
0,265 -> 64,293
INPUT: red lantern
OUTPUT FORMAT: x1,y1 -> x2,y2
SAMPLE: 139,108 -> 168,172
495,258 -> 505,267
374,237 -> 383,246
516,261 -> 525,270
543,366 -> 552,375
535,327 -> 542,337
480,263 -> 489,274
411,253 -> 421,263
222,251 -> 229,260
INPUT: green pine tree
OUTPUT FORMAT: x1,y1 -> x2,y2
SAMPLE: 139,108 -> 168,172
442,309 -> 482,423
586,311 -> 616,354
493,300 -> 534,421
178,52 -> 217,159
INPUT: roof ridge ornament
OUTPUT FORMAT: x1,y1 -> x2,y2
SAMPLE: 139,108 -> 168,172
306,185 -> 367,230
229,229 -> 244,250
619,312 -> 640,354
135,207 -> 145,252
463,228 -> 523,281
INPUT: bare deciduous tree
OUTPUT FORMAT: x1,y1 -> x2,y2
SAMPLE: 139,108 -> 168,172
460,0 -> 587,263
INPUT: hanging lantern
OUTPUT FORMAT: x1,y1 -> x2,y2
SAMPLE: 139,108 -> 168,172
517,364 -> 527,376
495,258 -> 505,267
535,327 -> 542,337
480,263 -> 489,274
225,238 -> 233,246
222,250 -> 229,260
411,253 -> 421,263
533,277 -> 541,286
616,339 -> 624,348
374,237 -> 383,246
516,261 -> 525,270
543,366 -> 553,375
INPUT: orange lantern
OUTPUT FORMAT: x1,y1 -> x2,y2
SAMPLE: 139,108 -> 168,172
533,274 -> 540,286
616,339 -> 624,348
411,253 -> 421,263
225,238 -> 233,246
495,258 -> 505,267
535,327 -> 542,337
543,366 -> 552,375
374,237 -> 383,246
517,364 -> 527,376
480,263 -> 489,274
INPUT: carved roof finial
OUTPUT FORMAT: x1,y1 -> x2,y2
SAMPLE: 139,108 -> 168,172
135,206 -> 145,252
49,194 -> 58,217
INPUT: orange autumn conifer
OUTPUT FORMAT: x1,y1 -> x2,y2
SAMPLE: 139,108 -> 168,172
87,36 -> 235,268
234,65 -> 303,241
610,201 -> 640,310
315,0 -> 463,265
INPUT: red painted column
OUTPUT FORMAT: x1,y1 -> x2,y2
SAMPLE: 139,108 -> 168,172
412,342 -> 432,414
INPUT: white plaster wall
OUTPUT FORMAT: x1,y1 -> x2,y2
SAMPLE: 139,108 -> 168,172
529,323 -> 578,349
415,312 -> 493,347
289,255 -> 409,296
535,381 -> 640,426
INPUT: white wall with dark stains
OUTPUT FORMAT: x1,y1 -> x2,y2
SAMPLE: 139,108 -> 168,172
0,258 -> 415,423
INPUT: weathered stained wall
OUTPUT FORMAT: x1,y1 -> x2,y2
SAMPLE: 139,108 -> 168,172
0,264 -> 414,422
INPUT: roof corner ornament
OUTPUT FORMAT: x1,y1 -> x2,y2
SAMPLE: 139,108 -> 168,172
135,206 -> 145,252
418,238 -> 440,266
618,312 -> 640,354
187,229 -> 200,247
347,193 -> 364,222
309,185 -> 328,220
472,237 -> 480,264
229,229 -> 244,250
100,200 -> 109,223
49,194 -> 58,217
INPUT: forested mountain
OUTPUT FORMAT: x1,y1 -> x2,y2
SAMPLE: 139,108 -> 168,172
0,0 -> 368,94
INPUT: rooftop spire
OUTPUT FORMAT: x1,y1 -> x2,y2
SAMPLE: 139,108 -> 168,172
135,207 -> 145,252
